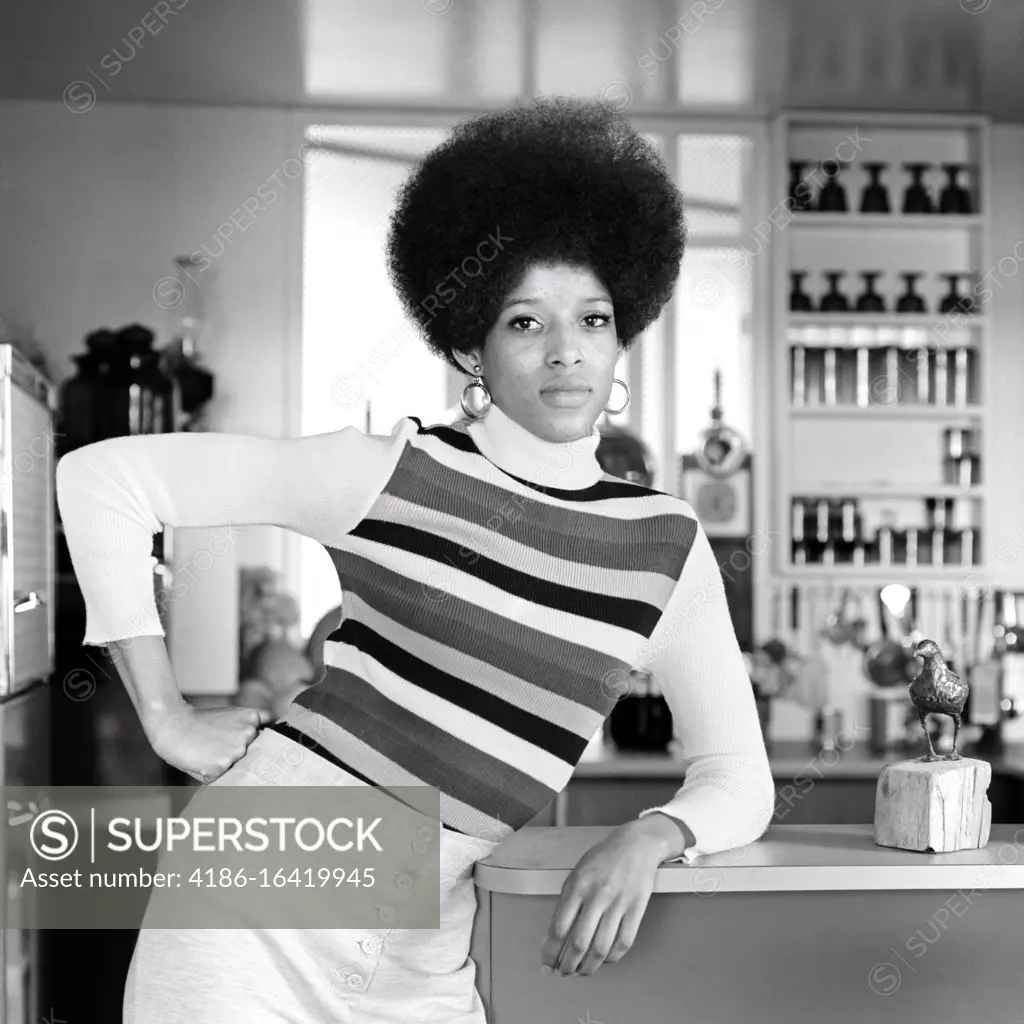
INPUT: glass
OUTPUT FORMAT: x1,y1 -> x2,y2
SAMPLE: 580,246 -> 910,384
162,255 -> 214,431
902,163 -> 934,214
938,273 -> 975,316
939,164 -> 972,215
860,162 -> 891,213
855,272 -> 886,313
790,271 -> 815,312
816,159 -> 848,212
819,272 -> 850,312
896,272 -> 927,314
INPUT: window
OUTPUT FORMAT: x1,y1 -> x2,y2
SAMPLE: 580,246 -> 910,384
299,121 -> 761,630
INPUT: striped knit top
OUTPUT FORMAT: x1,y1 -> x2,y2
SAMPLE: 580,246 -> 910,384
55,403 -> 773,864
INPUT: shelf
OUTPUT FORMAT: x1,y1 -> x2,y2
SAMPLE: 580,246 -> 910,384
787,313 -> 986,329
791,485 -> 985,500
789,214 -> 983,230
781,565 -> 981,581
789,404 -> 983,420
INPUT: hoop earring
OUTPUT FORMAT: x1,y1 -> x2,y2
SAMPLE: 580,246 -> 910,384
461,364 -> 491,419
603,378 -> 630,415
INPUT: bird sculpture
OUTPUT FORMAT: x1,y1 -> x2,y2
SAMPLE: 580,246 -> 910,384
908,638 -> 969,761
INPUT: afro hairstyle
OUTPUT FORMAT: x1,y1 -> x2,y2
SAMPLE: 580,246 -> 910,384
385,96 -> 686,373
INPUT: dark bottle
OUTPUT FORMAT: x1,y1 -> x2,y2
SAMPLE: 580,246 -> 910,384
855,271 -> 886,312
159,255 -> 216,431
607,670 -> 673,752
896,272 -> 927,314
161,338 -> 213,431
108,324 -> 175,436
56,329 -> 118,456
788,161 -> 814,212
790,271 -> 815,312
820,272 -> 851,312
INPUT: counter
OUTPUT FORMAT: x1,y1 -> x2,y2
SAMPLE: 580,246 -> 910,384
573,739 -> 1024,781
535,741 -> 1024,828
470,824 -> 1024,1023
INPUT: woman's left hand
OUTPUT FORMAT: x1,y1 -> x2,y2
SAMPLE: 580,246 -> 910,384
539,817 -> 680,977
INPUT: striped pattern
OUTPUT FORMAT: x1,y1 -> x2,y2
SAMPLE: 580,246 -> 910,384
281,419 -> 699,838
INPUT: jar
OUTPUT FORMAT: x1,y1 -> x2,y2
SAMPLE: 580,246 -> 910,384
57,329 -> 118,454
607,670 -> 674,752
108,324 -> 175,435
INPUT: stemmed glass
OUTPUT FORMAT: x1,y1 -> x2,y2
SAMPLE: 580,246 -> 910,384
790,271 -> 815,312
902,163 -> 934,214
896,273 -> 927,314
820,272 -> 851,312
860,163 -> 891,213
856,272 -> 886,312
938,274 -> 975,316
939,164 -> 972,215
817,159 -> 849,212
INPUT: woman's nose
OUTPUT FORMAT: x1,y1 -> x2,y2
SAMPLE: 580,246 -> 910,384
545,326 -> 583,365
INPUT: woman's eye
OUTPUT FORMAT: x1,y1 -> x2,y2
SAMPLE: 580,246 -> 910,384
583,313 -> 613,328
509,315 -> 539,331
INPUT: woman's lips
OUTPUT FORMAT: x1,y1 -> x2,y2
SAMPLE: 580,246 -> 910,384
539,386 -> 592,408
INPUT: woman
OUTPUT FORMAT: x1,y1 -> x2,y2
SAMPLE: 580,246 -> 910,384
55,97 -> 774,1023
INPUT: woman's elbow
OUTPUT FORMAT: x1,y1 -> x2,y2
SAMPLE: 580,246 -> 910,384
752,766 -> 776,840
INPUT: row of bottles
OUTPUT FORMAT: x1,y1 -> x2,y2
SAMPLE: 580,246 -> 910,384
789,160 -> 974,214
58,325 -> 214,456
58,257 -> 214,456
791,496 -> 980,568
791,271 -> 977,315
791,345 -> 979,408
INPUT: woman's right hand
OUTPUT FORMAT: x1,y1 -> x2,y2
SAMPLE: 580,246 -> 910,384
144,703 -> 273,784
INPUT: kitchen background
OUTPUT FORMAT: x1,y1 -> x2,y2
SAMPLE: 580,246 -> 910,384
3,0 -> 1024,1019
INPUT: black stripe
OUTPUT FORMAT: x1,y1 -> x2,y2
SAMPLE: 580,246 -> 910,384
264,721 -> 468,835
333,619 -> 589,763
349,518 -> 663,635
416,421 -> 657,502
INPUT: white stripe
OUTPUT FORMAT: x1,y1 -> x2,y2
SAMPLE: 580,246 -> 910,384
281,705 -> 518,838
335,532 -> 647,664
343,590 -> 604,738
371,493 -> 679,600
410,430 -> 690,521
322,640 -> 573,790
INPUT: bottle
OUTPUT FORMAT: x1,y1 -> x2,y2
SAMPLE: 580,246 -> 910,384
608,670 -> 674,752
108,324 -> 175,435
56,328 -> 117,455
161,256 -> 215,431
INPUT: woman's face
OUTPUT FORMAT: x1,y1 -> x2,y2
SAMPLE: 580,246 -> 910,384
454,262 -> 623,442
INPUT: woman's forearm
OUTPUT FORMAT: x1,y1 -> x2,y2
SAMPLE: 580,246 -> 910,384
104,634 -> 187,731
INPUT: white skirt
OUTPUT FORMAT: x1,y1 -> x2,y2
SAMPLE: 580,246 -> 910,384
123,726 -> 500,1023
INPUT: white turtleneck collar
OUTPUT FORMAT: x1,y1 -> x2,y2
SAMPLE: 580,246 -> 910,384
462,402 -> 604,490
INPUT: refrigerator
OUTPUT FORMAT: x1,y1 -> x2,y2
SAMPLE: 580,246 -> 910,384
0,344 -> 56,1024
